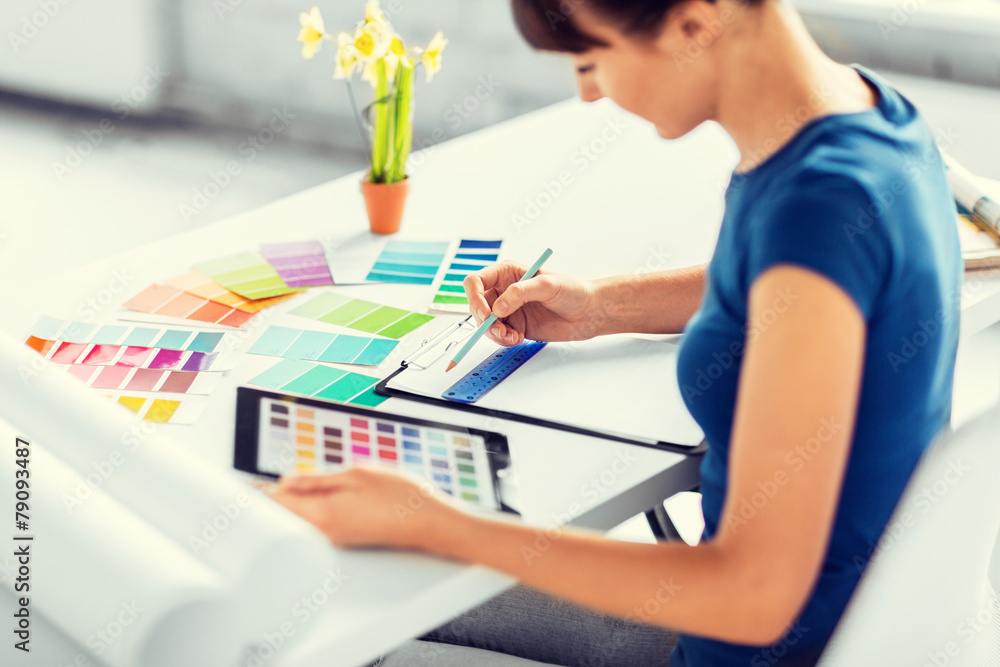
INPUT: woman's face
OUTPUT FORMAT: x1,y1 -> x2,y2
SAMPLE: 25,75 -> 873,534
567,3 -> 724,140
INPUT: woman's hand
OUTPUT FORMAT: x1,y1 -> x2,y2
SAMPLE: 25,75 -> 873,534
269,467 -> 461,550
464,261 -> 604,346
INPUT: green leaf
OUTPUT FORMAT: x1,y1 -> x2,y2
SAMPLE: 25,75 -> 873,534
387,61 -> 415,184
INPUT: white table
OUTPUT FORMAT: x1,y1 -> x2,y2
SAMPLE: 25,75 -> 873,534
10,86 -> 1000,666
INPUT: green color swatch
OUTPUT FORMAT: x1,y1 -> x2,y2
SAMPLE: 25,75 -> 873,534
290,292 -> 435,340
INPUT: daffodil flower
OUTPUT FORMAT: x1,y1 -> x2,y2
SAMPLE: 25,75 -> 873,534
390,36 -> 406,58
420,31 -> 447,82
354,31 -> 376,58
364,1 -> 387,29
295,0 -> 446,184
334,32 -> 359,79
297,6 -> 327,60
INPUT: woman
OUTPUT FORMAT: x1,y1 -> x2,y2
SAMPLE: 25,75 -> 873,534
273,0 -> 963,664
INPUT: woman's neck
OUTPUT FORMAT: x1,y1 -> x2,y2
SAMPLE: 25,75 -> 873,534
714,1 -> 877,173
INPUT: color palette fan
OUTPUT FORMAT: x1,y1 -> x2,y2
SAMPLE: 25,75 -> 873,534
165,271 -> 296,313
260,241 -> 334,288
195,252 -> 300,300
27,317 -> 227,353
247,358 -> 387,407
249,326 -> 399,366
124,284 -> 256,328
40,343 -> 222,373
290,292 -> 435,339
430,239 -> 504,313
62,365 -> 221,395
104,393 -> 207,424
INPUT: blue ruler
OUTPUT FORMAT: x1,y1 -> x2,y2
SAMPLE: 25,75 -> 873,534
442,340 -> 547,404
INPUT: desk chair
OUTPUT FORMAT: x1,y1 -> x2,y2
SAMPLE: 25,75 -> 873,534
819,403 -> 1000,665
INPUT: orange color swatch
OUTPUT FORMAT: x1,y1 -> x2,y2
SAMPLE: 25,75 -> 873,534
165,271 -> 296,313
124,284 -> 254,328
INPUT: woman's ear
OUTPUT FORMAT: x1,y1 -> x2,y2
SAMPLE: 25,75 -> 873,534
657,0 -> 729,52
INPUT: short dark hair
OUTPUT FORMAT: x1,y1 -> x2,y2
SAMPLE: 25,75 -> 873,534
511,0 -> 761,53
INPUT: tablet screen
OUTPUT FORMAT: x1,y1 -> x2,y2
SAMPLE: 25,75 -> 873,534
238,388 -> 507,512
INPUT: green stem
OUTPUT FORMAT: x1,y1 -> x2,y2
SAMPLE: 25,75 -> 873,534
371,59 -> 393,183
387,60 -> 414,184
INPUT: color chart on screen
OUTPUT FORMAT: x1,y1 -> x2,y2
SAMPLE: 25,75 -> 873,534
256,397 -> 499,509
430,240 -> 504,313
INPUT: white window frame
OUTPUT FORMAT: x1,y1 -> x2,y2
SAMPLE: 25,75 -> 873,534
793,0 -> 1000,87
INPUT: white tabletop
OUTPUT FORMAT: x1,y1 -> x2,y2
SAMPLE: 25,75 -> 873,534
11,90 -> 1000,666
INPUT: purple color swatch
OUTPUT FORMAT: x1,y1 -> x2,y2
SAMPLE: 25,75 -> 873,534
260,241 -> 333,288
181,351 -> 217,372
149,349 -> 185,370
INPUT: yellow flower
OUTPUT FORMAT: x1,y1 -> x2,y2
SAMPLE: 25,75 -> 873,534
297,6 -> 327,60
354,31 -> 375,57
364,1 -> 387,28
390,36 -> 406,57
419,31 -> 447,82
334,32 -> 359,79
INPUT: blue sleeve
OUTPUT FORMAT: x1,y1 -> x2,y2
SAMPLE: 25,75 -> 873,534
746,173 -> 891,320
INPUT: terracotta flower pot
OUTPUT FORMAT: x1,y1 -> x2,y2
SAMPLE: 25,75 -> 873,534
361,175 -> 409,235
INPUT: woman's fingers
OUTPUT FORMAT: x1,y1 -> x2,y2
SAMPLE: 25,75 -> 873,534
492,274 -> 556,318
278,473 -> 351,493
465,262 -> 528,323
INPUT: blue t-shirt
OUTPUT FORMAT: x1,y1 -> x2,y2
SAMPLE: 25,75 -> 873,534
672,67 -> 962,666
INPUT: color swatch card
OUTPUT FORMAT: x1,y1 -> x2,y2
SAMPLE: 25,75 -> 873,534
194,252 -> 299,300
430,239 -> 504,313
247,359 -> 387,407
365,240 -> 450,285
290,292 -> 435,339
124,284 -> 255,328
35,341 -> 223,372
62,365 -> 222,396
256,396 -> 497,508
27,317 -> 228,352
260,241 -> 334,288
105,393 -> 207,424
165,271 -> 296,313
249,326 -> 399,366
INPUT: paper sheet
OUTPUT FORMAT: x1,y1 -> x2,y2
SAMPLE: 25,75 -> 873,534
388,334 -> 704,447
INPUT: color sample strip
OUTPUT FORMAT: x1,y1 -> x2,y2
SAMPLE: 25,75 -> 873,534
164,271 -> 296,313
365,241 -> 450,285
430,239 -> 504,313
124,284 -> 254,328
260,241 -> 334,288
61,364 -> 222,395
247,359 -> 387,406
105,393 -> 208,424
195,252 -> 299,300
289,292 -> 435,340
34,341 -> 222,372
248,326 -> 399,366
27,318 -> 227,352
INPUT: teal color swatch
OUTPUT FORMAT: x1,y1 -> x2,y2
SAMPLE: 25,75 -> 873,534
247,359 -> 387,406
248,326 -> 399,366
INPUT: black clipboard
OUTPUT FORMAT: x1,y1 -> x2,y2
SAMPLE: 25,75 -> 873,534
375,317 -> 707,456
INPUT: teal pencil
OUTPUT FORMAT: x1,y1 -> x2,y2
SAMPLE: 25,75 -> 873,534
446,247 -> 553,372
